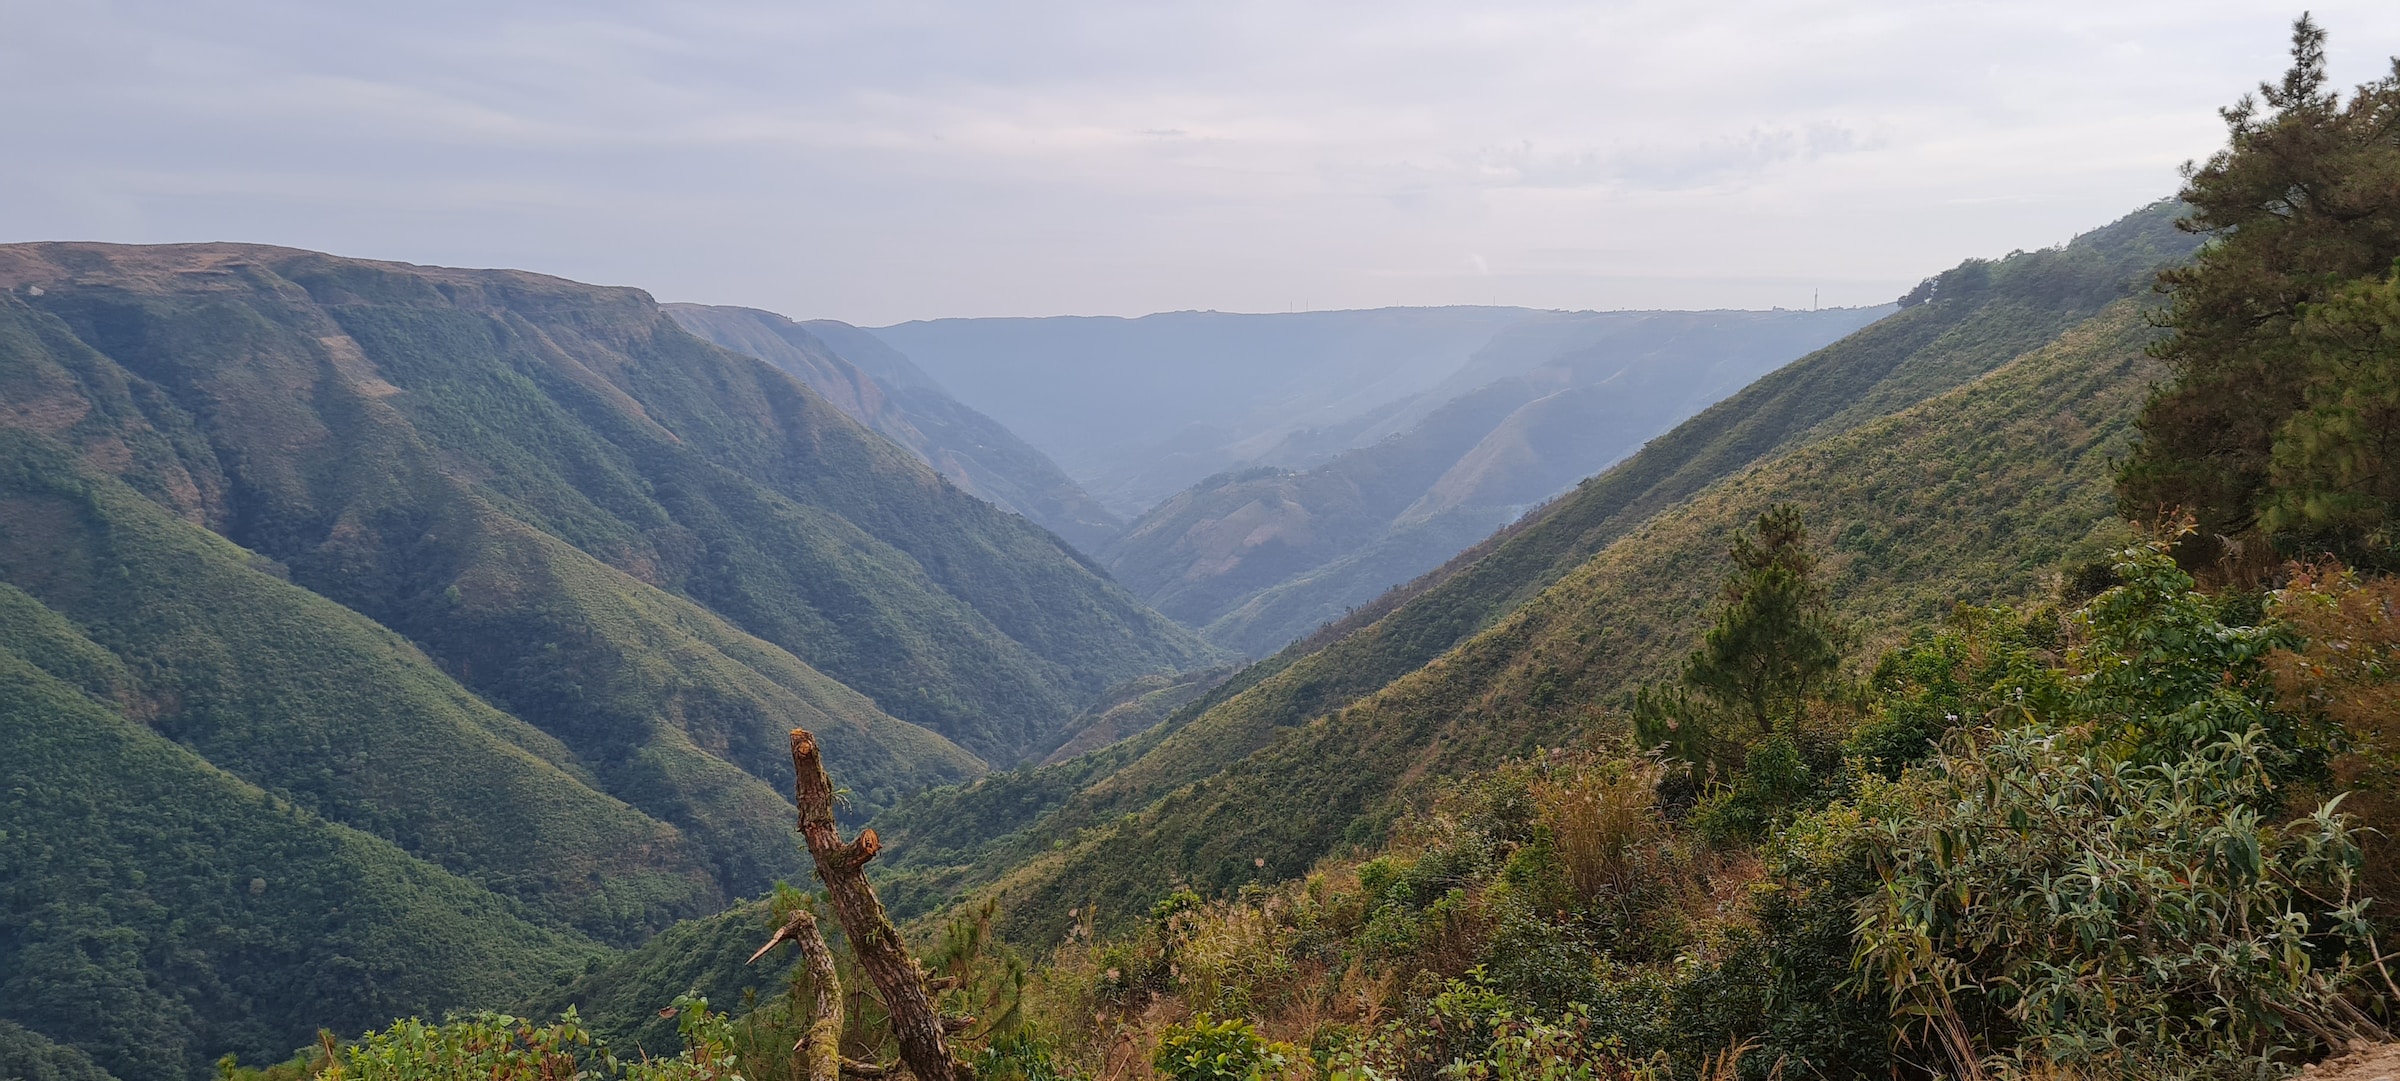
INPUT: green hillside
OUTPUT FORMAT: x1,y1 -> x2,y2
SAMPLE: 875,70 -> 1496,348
0,242 -> 1214,1078
867,204 -> 2195,922
0,622 -> 598,1080
971,294 -> 2163,940
0,433 -> 728,937
524,899 -> 800,1057
144,26 -> 2400,1078
0,244 -> 1210,766
1038,667 -> 1237,765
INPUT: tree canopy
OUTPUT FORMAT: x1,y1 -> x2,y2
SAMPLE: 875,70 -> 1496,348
2120,15 -> 2400,570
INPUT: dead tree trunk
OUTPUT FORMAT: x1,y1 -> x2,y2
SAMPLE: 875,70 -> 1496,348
751,907 -> 844,1081
787,728 -> 971,1081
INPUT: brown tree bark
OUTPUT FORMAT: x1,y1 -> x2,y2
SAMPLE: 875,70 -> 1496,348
751,907 -> 845,1081
787,728 -> 972,1081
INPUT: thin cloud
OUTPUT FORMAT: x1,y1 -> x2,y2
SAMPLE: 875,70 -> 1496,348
4,1 -> 2397,322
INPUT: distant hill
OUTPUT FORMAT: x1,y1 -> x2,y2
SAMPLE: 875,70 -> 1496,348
1097,308 -> 1890,654
0,242 -> 1213,1077
663,304 -> 1122,551
867,307 -> 1550,513
860,304 -> 1895,656
866,202 -> 2201,938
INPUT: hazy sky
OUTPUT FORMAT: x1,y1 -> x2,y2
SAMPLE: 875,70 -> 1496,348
7,2 -> 2399,324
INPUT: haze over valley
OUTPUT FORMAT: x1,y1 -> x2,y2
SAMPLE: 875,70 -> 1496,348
8,6 -> 2400,1081
679,302 -> 1889,653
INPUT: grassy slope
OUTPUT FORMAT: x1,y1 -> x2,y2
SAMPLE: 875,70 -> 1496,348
0,629 -> 597,1080
977,295 -> 2162,942
1038,667 -> 1239,765
866,203 -> 2194,920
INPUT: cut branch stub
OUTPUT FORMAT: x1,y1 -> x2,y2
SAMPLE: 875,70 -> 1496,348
789,728 -> 973,1081
751,907 -> 843,1081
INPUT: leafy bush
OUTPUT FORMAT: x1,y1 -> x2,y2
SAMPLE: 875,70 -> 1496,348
1849,605 -> 2065,779
1853,542 -> 2388,1074
313,999 -> 740,1080
2068,537 -> 2293,762
1330,973 -> 1656,1081
1859,723 -> 2381,1075
2269,564 -> 2400,909
973,1031 -> 1080,1081
1153,1015 -> 1298,1081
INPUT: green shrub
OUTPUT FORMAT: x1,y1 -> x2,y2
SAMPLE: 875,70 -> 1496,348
1356,973 -> 1653,1081
1851,542 -> 2388,1075
1859,724 -> 2381,1075
317,998 -> 739,1080
974,1031 -> 1081,1081
1153,1014 -> 1298,1081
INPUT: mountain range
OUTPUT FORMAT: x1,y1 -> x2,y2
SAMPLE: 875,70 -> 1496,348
0,199 -> 2205,1079
705,302 -> 1888,656
1091,306 -> 1889,653
868,307 -> 1548,514
661,305 -> 1123,553
860,201 -> 2198,942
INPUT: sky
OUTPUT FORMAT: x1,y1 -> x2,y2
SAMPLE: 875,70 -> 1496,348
6,2 -> 2400,325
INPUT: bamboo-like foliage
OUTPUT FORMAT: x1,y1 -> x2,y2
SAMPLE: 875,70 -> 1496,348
1858,542 -> 2393,1075
1861,723 -> 2384,1074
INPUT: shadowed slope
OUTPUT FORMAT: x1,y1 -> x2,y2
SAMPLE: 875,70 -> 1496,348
664,304 -> 1121,552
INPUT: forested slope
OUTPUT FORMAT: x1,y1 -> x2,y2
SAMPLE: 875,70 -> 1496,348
0,433 -> 733,936
868,202 -> 2197,932
0,605 -> 598,1080
0,242 -> 1213,1078
0,244 -> 1209,765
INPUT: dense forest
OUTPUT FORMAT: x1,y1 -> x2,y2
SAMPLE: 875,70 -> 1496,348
0,245 -> 1210,1078
9,15 -> 2400,1081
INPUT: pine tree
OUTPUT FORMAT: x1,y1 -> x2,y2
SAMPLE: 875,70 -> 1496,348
1635,506 -> 1844,773
2118,15 -> 2400,569
2268,262 -> 2400,565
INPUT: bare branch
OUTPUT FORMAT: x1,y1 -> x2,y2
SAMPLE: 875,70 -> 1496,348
752,905 -> 845,1081
790,728 -> 975,1081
